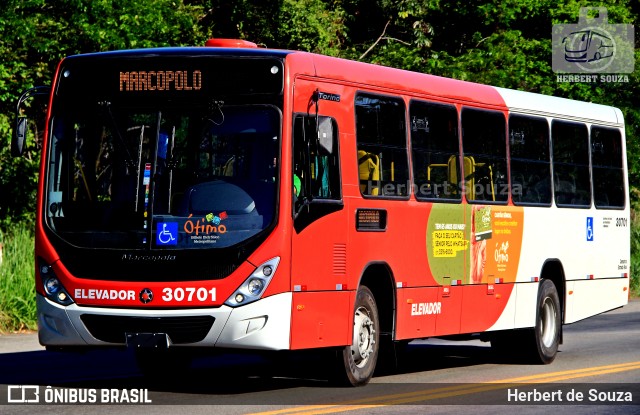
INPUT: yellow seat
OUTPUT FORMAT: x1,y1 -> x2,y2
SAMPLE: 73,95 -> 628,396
358,150 -> 380,195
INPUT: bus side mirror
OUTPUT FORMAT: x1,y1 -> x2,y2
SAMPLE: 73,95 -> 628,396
317,116 -> 334,155
12,116 -> 28,157
12,86 -> 51,157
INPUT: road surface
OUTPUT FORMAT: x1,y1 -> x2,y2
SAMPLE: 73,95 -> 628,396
0,300 -> 638,414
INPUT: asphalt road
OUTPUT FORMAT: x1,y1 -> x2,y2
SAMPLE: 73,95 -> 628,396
0,300 -> 639,415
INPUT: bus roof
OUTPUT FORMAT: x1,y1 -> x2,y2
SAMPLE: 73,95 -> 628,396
495,87 -> 623,126
287,51 -> 507,109
62,46 -> 292,60
286,51 -> 623,127
61,44 -> 623,127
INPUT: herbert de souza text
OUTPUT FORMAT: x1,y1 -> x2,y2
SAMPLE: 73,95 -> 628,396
507,387 -> 633,403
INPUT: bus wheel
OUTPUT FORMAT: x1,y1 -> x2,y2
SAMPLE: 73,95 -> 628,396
491,279 -> 560,364
333,285 -> 379,386
527,279 -> 561,364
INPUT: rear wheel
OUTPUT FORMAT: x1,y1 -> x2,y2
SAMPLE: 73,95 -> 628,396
333,285 -> 379,386
529,279 -> 561,363
492,279 -> 561,364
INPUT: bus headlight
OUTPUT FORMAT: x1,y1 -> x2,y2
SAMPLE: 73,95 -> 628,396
225,257 -> 280,307
44,277 -> 61,294
248,278 -> 265,295
39,259 -> 74,306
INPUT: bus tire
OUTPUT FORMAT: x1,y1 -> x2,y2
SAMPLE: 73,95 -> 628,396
526,279 -> 561,364
332,285 -> 379,386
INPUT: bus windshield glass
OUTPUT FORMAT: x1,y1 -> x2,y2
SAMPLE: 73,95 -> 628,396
46,101 -> 280,250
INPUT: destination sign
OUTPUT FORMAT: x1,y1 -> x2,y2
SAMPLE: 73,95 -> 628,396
56,55 -> 284,103
119,70 -> 202,92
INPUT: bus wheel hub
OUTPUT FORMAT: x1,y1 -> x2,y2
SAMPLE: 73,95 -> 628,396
351,307 -> 375,367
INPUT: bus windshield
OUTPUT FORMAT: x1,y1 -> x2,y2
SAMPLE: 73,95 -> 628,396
46,103 -> 280,250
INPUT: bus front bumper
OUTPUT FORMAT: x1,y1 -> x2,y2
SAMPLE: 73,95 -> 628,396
36,292 -> 292,350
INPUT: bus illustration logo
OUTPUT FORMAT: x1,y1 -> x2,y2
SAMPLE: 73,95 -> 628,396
552,7 -> 634,74
564,30 -> 613,63
156,222 -> 178,246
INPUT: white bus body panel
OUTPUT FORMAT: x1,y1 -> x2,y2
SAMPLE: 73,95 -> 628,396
493,87 -> 629,328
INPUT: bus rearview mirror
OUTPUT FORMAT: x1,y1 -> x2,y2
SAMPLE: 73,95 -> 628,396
12,116 -> 27,157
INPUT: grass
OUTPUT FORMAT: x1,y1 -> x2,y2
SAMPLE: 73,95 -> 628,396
0,222 -> 36,333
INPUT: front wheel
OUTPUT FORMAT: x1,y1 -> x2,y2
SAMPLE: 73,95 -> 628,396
332,285 -> 379,386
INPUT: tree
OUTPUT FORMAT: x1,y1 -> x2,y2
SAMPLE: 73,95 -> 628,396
1,0 -> 638,231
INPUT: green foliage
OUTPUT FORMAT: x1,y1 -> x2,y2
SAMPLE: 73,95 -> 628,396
0,0 -> 207,236
0,222 -> 36,332
1,0 -> 205,108
277,0 -> 347,55
0,149 -> 39,230
0,114 -> 40,230
203,0 -> 347,55
631,213 -> 640,297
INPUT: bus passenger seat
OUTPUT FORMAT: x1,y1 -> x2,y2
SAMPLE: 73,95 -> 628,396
358,150 -> 380,195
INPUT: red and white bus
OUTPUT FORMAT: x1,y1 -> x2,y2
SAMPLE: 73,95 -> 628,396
13,38 -> 630,386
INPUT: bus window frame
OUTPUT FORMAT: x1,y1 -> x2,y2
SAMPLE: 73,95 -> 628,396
408,98 -> 462,204
354,91 -> 411,201
551,120 -> 592,209
292,113 -> 343,232
591,125 -> 626,210
460,106 -> 509,205
508,113 -> 553,207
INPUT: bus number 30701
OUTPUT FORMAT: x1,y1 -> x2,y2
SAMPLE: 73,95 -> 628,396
162,287 -> 217,302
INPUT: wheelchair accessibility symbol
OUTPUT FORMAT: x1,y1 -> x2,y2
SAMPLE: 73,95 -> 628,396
156,222 -> 178,245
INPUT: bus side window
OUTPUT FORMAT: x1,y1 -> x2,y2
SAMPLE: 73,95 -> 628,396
355,93 -> 409,198
293,114 -> 341,204
509,115 -> 551,206
461,108 -> 508,203
591,126 -> 625,209
410,100 -> 460,202
552,121 -> 590,208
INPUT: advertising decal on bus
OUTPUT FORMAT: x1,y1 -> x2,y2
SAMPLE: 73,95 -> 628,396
427,204 -> 524,285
